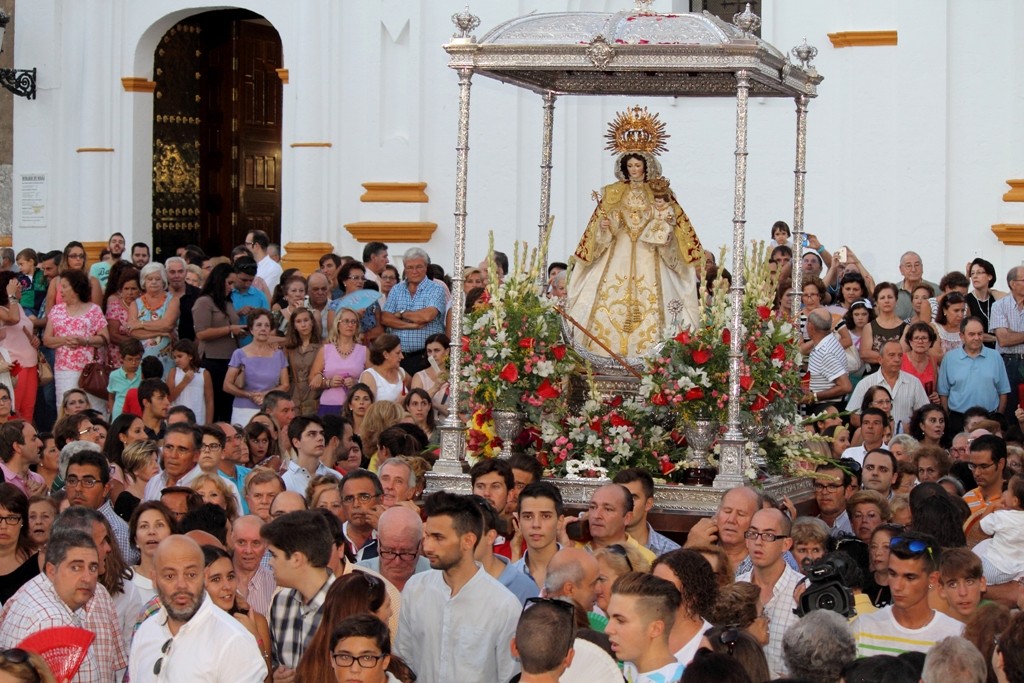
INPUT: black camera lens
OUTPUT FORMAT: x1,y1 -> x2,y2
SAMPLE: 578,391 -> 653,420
816,593 -> 836,610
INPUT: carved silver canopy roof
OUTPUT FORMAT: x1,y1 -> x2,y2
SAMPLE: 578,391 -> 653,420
445,8 -> 822,98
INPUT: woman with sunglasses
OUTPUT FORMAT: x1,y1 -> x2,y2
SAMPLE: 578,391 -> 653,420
0,648 -> 58,683
296,571 -> 413,683
701,625 -> 771,683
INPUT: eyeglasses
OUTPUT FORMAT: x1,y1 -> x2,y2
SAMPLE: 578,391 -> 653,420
0,396 -> 10,403
65,476 -> 101,489
379,547 -> 419,562
0,515 -> 22,526
331,652 -> 387,669
890,536 -> 934,560
78,426 -> 96,436
606,544 -> 634,571
380,275 -> 398,282
813,482 -> 843,492
743,530 -> 789,543
718,627 -> 741,656
163,445 -> 194,455
200,443 -> 223,452
153,637 -> 173,675
342,492 -> 381,505
0,649 -> 30,666
967,461 -> 997,472
871,398 -> 893,406
522,596 -> 577,619
346,276 -> 365,282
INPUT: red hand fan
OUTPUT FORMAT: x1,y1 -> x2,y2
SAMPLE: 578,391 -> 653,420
17,626 -> 95,682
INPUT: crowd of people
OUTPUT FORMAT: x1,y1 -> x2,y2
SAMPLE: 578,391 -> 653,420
0,225 -> 1023,683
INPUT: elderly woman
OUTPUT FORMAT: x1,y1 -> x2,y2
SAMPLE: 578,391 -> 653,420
901,321 -> 940,402
915,445 -> 952,483
104,267 -> 140,370
707,581 -> 768,646
847,489 -> 891,544
43,269 -> 110,413
463,267 -> 485,293
782,610 -> 857,683
127,262 -> 180,374
966,257 -> 1005,347
593,543 -> 651,616
887,433 -> 920,464
360,335 -> 408,403
328,261 -> 385,344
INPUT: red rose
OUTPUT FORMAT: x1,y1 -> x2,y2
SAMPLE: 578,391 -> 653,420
651,392 -> 668,406
674,330 -> 691,345
609,413 -> 631,428
660,459 -> 676,475
751,395 -> 769,412
746,340 -> 758,356
499,362 -> 519,383
771,344 -> 786,361
590,416 -> 603,432
691,348 -> 712,365
684,387 -> 704,401
461,336 -> 471,353
551,344 -> 567,360
757,305 -> 772,320
607,395 -> 623,408
519,337 -> 535,350
722,328 -> 731,345
536,378 -> 560,400
740,375 -> 754,391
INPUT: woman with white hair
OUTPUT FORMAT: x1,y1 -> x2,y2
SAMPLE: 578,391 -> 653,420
126,262 -> 180,373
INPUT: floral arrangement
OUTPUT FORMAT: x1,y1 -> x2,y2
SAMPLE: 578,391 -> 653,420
640,242 -> 804,430
538,384 -> 688,481
462,238 -> 577,462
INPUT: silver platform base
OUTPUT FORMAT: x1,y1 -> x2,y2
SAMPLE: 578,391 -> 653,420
425,471 -> 813,513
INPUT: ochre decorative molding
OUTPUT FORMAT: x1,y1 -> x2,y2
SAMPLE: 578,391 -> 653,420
827,31 -> 898,48
1003,179 -> 1024,202
121,77 -> 157,93
344,221 -> 438,243
276,68 -> 289,84
82,241 -> 107,264
281,241 -> 335,275
991,224 -> 1024,245
76,148 -> 115,153
360,182 -> 429,203
290,142 -> 332,148
0,236 -> 11,248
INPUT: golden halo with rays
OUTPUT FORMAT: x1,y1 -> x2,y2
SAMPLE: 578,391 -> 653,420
604,106 -> 670,157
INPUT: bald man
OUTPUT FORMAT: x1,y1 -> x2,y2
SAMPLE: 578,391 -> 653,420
131,536 -> 265,682
230,515 -> 276,616
270,490 -> 307,519
357,506 -> 430,591
543,548 -> 600,615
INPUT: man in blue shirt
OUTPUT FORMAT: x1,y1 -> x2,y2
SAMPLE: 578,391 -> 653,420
380,247 -> 447,375
939,316 -> 1010,434
231,256 -> 267,347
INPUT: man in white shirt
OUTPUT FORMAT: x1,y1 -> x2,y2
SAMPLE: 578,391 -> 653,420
397,491 -> 521,682
842,408 -> 889,466
246,229 -> 283,291
280,415 -> 341,494
851,531 -> 963,656
814,462 -> 856,537
130,535 -> 265,682
605,572 -> 686,683
862,449 -> 899,498
362,241 -> 389,286
736,507 -> 805,677
846,340 -> 929,433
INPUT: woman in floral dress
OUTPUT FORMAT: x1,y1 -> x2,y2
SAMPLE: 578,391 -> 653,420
43,269 -> 110,413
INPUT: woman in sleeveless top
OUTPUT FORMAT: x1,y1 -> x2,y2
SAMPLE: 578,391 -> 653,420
932,292 -> 967,365
285,307 -> 324,416
310,308 -> 367,416
859,282 -> 906,373
166,339 -> 212,426
359,334 -> 408,403
966,257 -> 1006,348
128,263 -> 180,374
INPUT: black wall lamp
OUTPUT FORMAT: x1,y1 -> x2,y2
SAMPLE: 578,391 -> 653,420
0,9 -> 36,99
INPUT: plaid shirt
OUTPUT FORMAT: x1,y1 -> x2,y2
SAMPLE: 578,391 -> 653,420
737,563 -> 805,678
991,294 -> 1024,354
645,524 -> 681,557
99,500 -> 139,566
0,573 -> 127,682
243,564 -> 277,617
381,277 -> 447,352
268,572 -> 335,669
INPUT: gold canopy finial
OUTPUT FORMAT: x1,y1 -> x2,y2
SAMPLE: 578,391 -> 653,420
604,106 -> 670,157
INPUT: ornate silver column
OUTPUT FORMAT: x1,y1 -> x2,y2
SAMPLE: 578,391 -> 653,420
434,61 -> 475,475
714,68 -> 752,490
536,91 -> 557,277
790,93 -> 809,319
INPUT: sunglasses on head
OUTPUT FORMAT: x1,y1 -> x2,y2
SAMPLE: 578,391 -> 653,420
606,544 -> 634,572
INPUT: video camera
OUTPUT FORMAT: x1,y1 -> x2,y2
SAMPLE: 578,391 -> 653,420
794,555 -> 856,618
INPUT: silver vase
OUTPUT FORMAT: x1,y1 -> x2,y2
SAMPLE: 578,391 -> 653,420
684,417 -> 719,468
492,410 -> 524,460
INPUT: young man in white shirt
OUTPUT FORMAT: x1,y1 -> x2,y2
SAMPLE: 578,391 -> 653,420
851,531 -> 963,656
280,415 -> 340,494
396,491 -> 521,683
605,572 -> 685,683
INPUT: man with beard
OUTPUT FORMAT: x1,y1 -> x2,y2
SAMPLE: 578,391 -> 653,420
397,491 -> 521,683
88,232 -> 126,288
131,241 -> 151,269
130,535 -> 265,681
